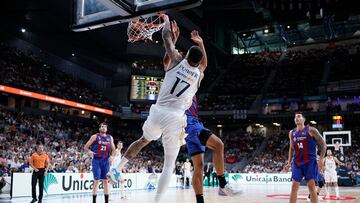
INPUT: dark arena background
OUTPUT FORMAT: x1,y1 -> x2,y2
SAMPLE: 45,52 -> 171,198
0,0 -> 360,202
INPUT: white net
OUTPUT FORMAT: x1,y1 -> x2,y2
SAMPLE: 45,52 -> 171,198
127,14 -> 164,43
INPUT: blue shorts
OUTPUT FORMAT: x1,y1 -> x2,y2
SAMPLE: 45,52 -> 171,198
185,117 -> 212,156
292,159 -> 318,182
317,172 -> 324,184
92,158 -> 110,180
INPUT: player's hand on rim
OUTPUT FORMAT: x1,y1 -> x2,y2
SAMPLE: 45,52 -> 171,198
161,13 -> 169,22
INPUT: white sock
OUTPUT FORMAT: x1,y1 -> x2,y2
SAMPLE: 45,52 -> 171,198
326,186 -> 330,196
120,182 -> 124,197
116,157 -> 129,171
335,186 -> 339,197
155,147 -> 180,203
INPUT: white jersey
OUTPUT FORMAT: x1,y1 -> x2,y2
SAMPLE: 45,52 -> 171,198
157,59 -> 201,112
184,162 -> 191,172
325,156 -> 337,172
112,149 -> 122,167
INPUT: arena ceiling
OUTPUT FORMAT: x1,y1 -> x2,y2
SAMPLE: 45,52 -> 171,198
0,0 -> 359,75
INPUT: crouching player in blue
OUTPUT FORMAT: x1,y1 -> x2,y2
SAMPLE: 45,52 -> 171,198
185,96 -> 240,203
284,112 -> 327,203
84,123 -> 116,203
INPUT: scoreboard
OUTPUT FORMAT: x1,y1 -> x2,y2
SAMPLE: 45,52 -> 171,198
130,75 -> 163,101
332,115 -> 343,129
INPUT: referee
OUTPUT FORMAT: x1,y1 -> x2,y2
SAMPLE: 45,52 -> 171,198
29,144 -> 50,203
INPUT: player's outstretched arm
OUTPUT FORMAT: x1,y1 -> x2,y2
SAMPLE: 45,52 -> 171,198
44,155 -> 50,176
309,127 -> 326,158
110,136 -> 116,157
84,134 -> 97,156
334,157 -> 344,166
163,20 -> 180,70
109,136 -> 116,165
29,155 -> 38,172
162,14 -> 182,71
309,127 -> 326,171
284,131 -> 294,172
190,30 -> 208,73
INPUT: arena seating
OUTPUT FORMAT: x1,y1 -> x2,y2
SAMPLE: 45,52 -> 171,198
0,44 -> 117,111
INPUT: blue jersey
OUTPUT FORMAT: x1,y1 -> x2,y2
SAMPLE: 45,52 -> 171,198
185,96 -> 198,118
91,133 -> 111,159
290,126 -> 317,167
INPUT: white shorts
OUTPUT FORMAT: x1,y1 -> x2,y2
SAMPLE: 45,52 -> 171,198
184,171 -> 191,178
325,170 -> 338,183
143,105 -> 187,148
111,156 -> 121,168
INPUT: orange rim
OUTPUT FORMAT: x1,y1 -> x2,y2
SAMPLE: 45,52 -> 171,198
130,14 -> 164,27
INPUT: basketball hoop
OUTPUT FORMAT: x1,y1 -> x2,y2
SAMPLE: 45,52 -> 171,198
334,142 -> 340,151
127,14 -> 165,43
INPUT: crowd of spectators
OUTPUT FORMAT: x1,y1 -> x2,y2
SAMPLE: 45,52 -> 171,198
267,41 -> 360,99
223,131 -> 264,165
0,105 -> 272,177
0,106 -> 165,176
191,51 -> 281,112
0,43 -> 116,111
213,52 -> 280,96
242,133 -> 288,173
242,128 -> 360,179
131,103 -> 151,114
1,104 -> 360,180
342,128 -> 360,179
328,42 -> 360,82
267,49 -> 327,98
198,95 -> 255,111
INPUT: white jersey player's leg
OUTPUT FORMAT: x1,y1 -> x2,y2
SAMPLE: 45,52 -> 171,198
155,146 -> 180,203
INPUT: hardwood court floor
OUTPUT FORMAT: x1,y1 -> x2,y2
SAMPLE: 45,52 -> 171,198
1,185 -> 359,203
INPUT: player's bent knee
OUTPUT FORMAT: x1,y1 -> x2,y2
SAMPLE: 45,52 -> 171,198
216,137 -> 224,149
206,134 -> 224,152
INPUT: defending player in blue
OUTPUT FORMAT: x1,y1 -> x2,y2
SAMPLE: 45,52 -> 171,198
84,123 -> 116,203
284,112 -> 327,203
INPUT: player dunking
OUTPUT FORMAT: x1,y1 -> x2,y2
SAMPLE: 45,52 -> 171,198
324,149 -> 344,199
84,123 -> 116,203
108,14 -> 205,203
163,20 -> 239,203
284,112 -> 326,203
111,141 -> 126,199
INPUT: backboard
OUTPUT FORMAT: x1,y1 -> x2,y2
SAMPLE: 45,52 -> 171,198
323,131 -> 351,147
72,0 -> 203,32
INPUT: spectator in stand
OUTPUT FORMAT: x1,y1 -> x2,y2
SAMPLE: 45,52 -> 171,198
0,43 -> 117,111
